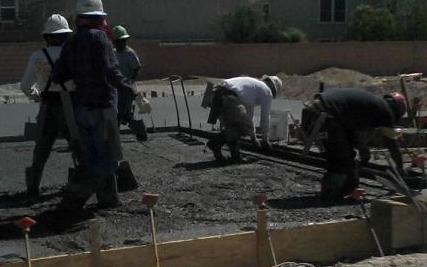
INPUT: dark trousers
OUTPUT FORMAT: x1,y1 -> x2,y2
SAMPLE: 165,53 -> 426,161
323,118 -> 359,195
58,106 -> 121,210
27,101 -> 70,194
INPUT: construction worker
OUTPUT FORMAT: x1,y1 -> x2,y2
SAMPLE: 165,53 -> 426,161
303,88 -> 407,200
20,14 -> 73,198
112,25 -> 147,141
206,75 -> 283,162
52,0 -> 135,210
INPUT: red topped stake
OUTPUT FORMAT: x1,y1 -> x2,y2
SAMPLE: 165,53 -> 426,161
253,193 -> 268,209
142,193 -> 160,207
15,217 -> 37,233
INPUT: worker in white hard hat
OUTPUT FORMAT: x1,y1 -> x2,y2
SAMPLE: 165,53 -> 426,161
206,75 -> 283,163
52,0 -> 135,211
20,14 -> 74,198
112,25 -> 146,141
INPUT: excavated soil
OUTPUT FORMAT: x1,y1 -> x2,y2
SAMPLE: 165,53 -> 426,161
0,132 -> 393,264
277,67 -> 427,107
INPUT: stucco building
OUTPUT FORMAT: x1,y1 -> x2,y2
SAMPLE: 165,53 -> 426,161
0,0 -> 400,42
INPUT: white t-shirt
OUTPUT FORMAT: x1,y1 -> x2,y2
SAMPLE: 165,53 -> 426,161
222,77 -> 273,138
20,46 -> 74,96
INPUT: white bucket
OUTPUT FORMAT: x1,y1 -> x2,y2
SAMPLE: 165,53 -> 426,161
269,109 -> 289,142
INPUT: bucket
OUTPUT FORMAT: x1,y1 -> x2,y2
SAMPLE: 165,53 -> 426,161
269,110 -> 289,142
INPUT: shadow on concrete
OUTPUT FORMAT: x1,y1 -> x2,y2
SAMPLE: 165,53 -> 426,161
174,156 -> 259,171
169,133 -> 205,146
0,191 -> 63,210
173,160 -> 228,171
267,195 -> 358,210
0,209 -> 94,240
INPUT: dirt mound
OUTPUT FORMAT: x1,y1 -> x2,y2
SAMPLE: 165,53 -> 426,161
337,253 -> 427,267
277,67 -> 427,108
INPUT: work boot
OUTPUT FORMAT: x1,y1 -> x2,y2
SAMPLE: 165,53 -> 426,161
129,119 -> 148,141
96,175 -> 121,209
207,139 -> 226,161
320,172 -> 348,201
227,142 -> 250,164
25,167 -> 40,198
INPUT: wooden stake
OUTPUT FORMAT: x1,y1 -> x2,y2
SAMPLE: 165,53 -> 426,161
24,233 -> 32,267
15,217 -> 37,267
142,193 -> 161,267
149,208 -> 160,267
254,194 -> 276,267
89,219 -> 101,267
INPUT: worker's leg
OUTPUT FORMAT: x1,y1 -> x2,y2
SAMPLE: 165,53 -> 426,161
58,107 -> 122,211
322,119 -> 357,199
96,174 -> 120,209
207,132 -> 226,161
58,166 -> 98,211
224,126 -> 244,163
27,103 -> 60,196
117,88 -> 134,125
128,119 -> 147,141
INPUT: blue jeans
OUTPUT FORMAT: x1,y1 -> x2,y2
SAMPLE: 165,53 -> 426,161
74,106 -> 122,177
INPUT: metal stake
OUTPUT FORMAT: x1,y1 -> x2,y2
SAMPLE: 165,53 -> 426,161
169,78 -> 181,130
179,77 -> 193,138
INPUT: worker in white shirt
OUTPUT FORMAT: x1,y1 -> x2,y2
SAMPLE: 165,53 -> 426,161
20,14 -> 73,198
207,75 -> 283,163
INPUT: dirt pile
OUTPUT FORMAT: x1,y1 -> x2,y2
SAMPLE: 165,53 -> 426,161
277,67 -> 427,108
336,253 -> 427,267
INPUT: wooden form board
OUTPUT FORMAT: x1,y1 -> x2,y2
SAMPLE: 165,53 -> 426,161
270,220 -> 376,264
1,219 -> 376,267
371,197 -> 426,253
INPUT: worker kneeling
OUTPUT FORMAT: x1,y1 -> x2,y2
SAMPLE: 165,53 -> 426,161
206,75 -> 283,163
303,89 -> 407,200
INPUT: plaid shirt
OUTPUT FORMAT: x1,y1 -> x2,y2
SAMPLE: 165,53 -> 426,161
52,27 -> 132,108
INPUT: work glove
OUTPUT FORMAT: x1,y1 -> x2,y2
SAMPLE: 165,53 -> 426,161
28,88 -> 41,102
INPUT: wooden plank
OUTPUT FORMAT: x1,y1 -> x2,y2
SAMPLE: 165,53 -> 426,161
2,220 -> 378,267
270,220 -> 376,265
0,253 -> 91,267
371,198 -> 425,253
99,232 -> 257,267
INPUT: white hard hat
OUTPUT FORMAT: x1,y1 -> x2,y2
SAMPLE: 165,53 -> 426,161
262,75 -> 283,98
76,0 -> 107,16
42,14 -> 73,34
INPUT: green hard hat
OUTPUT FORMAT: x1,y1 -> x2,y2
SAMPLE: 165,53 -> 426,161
112,25 -> 130,40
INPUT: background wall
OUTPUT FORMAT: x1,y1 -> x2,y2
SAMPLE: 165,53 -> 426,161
1,41 -> 426,83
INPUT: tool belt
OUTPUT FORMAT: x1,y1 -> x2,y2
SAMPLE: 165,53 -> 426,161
207,84 -> 238,125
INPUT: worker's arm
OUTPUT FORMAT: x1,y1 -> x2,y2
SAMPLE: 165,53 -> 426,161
130,66 -> 140,83
246,106 -> 258,142
381,127 -> 404,173
129,50 -> 142,82
259,96 -> 272,142
97,33 -> 135,95
20,53 -> 39,100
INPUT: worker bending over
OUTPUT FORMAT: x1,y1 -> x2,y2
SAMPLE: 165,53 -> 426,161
52,0 -> 134,210
303,88 -> 406,200
112,25 -> 147,141
21,14 -> 73,198
207,75 -> 283,163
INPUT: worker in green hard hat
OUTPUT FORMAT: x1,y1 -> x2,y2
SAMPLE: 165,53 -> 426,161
112,25 -> 146,141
